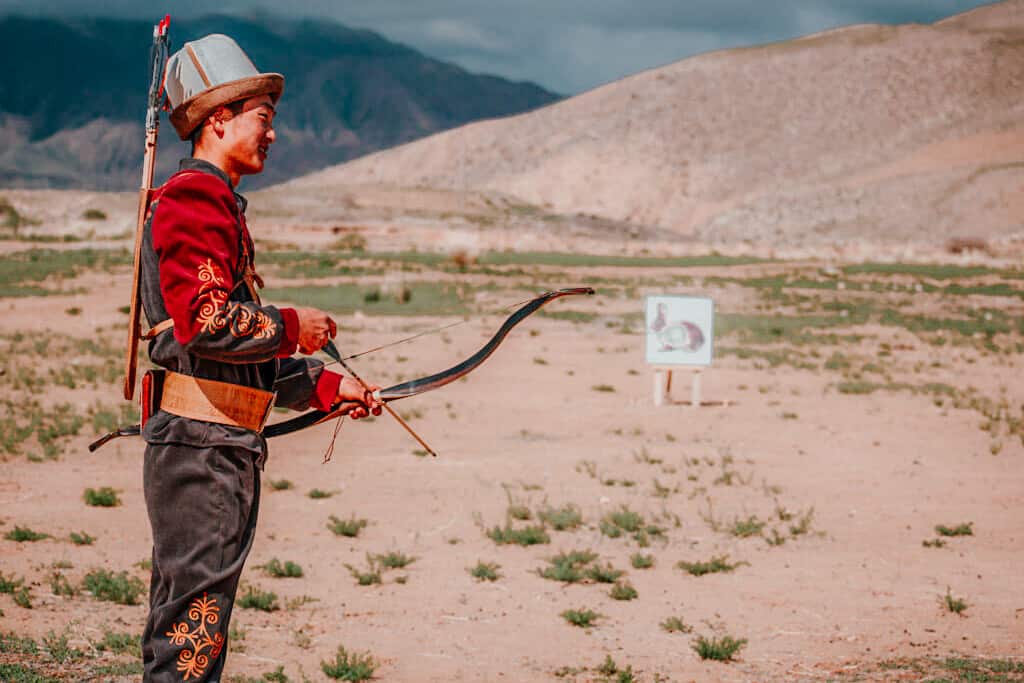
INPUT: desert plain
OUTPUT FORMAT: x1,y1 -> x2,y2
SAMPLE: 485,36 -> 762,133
2,2 -> 1024,680
0,188 -> 1022,683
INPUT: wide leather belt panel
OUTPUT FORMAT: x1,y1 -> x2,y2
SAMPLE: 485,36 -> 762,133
160,371 -> 276,432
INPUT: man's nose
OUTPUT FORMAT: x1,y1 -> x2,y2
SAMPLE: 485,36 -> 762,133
266,127 -> 276,144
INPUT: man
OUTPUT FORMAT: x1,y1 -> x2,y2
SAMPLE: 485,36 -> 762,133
137,34 -> 381,681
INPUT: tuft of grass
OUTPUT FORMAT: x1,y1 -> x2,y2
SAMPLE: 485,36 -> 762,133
507,503 -> 532,521
345,556 -> 382,586
94,630 -> 139,656
486,523 -> 550,546
591,384 -> 616,393
630,553 -> 654,569
660,616 -> 693,634
308,488 -> 336,499
374,551 -> 416,569
237,585 -> 280,612
82,569 -> 145,605
0,572 -> 32,609
268,478 -> 293,491
469,561 -> 501,581
43,629 -> 85,664
0,631 -> 38,654
327,514 -> 368,538
261,558 -> 304,578
537,504 -> 583,531
584,563 -> 624,584
49,571 -> 75,597
935,522 -> 973,537
83,487 -> 121,507
561,608 -> 600,628
943,587 -> 968,615
602,506 -> 643,533
922,538 -> 946,548
4,526 -> 50,542
676,555 -> 746,577
609,581 -> 638,601
730,515 -> 765,538
69,531 -> 95,546
82,208 -> 107,220
693,634 -> 747,661
538,550 -> 597,584
321,645 -> 377,681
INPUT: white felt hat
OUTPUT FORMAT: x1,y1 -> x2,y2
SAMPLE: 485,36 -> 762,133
165,34 -> 284,140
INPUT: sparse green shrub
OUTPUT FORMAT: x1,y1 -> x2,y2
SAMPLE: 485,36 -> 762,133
730,515 -> 765,538
49,572 -> 75,597
922,538 -> 946,548
308,488 -> 335,499
374,551 -> 415,569
268,479 -> 293,491
630,553 -> 654,569
693,634 -> 747,661
584,563 -> 624,584
69,531 -> 95,545
328,515 -> 368,538
561,608 -> 600,628
4,526 -> 50,542
95,630 -> 139,656
676,555 -> 745,577
538,550 -> 597,583
237,585 -> 280,612
935,522 -> 973,537
486,523 -> 549,546
943,587 -> 968,615
537,504 -> 583,531
469,561 -> 501,582
43,629 -> 85,664
321,644 -> 377,681
345,556 -> 382,586
507,504 -> 531,521
262,558 -> 303,578
82,569 -> 145,605
609,581 -> 638,601
82,209 -> 107,221
660,616 -> 693,633
83,487 -> 120,507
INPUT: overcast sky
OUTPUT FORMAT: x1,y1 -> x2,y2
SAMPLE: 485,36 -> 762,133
0,0 -> 997,93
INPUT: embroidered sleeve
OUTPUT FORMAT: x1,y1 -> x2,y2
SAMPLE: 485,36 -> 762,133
151,172 -> 297,363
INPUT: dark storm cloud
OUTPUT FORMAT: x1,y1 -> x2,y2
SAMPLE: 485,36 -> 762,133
0,0 -> 997,92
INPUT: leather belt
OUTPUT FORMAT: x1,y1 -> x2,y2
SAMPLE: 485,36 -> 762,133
159,370 -> 276,432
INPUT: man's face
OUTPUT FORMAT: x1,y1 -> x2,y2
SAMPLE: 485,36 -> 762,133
220,95 -> 276,177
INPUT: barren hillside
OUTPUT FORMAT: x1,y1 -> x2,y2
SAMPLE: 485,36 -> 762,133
286,0 -> 1024,249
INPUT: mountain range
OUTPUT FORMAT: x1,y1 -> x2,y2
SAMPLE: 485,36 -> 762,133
290,0 -> 1024,247
0,14 -> 559,190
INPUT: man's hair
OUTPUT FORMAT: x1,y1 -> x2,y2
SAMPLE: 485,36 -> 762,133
189,100 -> 246,154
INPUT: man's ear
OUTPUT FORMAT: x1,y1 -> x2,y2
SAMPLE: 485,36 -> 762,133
208,107 -> 232,139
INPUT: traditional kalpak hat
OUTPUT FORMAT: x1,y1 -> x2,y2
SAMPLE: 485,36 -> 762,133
165,34 -> 284,140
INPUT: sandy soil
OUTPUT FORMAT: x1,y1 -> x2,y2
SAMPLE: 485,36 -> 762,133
1,252 -> 1022,683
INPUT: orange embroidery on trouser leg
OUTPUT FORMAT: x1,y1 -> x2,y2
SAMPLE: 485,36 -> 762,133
165,592 -> 225,680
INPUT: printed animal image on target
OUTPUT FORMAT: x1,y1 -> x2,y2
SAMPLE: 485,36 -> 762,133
645,295 -> 714,366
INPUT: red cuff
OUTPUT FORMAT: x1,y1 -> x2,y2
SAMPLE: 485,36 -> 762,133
310,370 -> 342,412
277,307 -> 299,358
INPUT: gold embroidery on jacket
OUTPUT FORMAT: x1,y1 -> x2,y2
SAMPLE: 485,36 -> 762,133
194,258 -> 277,339
165,592 -> 224,680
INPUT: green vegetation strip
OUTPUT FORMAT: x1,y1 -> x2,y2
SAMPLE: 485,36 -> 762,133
0,248 -> 130,298
262,282 -> 470,316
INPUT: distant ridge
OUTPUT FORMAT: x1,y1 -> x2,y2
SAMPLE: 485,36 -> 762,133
291,0 -> 1024,247
0,14 -> 560,190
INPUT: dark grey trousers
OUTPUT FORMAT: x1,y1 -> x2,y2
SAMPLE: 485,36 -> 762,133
141,443 -> 260,682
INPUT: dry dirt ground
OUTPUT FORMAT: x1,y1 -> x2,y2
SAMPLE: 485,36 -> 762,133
1,239 -> 1023,683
